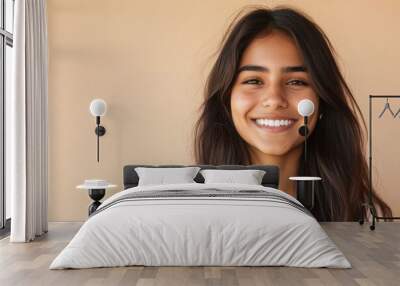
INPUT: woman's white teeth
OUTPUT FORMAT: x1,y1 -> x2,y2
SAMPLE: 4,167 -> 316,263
255,119 -> 294,127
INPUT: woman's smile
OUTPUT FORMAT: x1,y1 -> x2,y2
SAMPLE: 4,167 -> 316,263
251,117 -> 298,133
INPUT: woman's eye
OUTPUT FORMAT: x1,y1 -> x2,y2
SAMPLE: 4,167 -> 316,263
243,79 -> 263,85
287,79 -> 308,86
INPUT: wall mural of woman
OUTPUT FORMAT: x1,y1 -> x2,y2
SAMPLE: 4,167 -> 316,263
193,6 -> 392,221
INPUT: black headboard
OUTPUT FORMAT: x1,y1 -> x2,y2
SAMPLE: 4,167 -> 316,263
123,165 -> 280,190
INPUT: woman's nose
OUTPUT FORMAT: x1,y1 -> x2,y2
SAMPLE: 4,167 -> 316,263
260,83 -> 288,109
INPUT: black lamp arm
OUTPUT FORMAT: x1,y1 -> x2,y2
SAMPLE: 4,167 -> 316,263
298,116 -> 309,175
97,125 -> 99,162
94,116 -> 106,162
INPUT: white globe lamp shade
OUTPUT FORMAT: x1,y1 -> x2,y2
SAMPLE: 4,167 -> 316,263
297,99 -> 314,117
90,99 -> 107,117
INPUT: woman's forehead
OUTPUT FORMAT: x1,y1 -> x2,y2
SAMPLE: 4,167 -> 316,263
240,31 -> 305,68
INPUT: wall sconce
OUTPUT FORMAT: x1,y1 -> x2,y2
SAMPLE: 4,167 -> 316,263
89,99 -> 107,162
297,98 -> 315,170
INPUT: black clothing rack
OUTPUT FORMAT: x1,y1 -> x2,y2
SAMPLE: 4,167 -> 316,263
359,95 -> 400,230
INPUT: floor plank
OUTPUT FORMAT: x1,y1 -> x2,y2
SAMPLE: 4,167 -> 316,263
0,222 -> 399,286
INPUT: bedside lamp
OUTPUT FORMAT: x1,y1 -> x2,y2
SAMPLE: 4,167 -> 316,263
289,99 -> 322,211
89,99 -> 107,162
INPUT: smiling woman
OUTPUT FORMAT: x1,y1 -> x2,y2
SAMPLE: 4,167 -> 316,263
193,6 -> 392,221
230,31 -> 319,198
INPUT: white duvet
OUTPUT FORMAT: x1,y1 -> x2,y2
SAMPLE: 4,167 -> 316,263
50,183 -> 351,269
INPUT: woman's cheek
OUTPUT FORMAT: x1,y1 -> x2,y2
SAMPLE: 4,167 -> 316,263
231,91 -> 256,121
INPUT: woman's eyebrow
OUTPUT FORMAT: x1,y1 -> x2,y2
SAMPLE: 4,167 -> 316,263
237,65 -> 268,73
283,66 -> 307,73
237,65 -> 308,73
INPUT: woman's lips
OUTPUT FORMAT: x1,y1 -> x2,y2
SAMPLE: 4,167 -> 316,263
251,118 -> 298,133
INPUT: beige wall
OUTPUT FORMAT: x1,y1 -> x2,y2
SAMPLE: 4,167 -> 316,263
47,0 -> 400,221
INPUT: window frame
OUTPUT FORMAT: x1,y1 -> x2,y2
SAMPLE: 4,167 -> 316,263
0,0 -> 14,233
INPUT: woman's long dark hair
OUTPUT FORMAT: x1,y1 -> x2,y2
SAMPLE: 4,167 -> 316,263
193,6 -> 392,221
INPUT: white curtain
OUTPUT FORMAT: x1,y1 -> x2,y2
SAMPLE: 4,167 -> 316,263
8,0 -> 48,242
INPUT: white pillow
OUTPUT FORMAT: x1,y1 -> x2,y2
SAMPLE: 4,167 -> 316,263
200,169 -> 266,185
135,167 -> 201,186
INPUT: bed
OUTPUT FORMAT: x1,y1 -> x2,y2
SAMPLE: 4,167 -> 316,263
49,165 -> 350,269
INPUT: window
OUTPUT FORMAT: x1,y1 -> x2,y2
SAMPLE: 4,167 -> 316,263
0,0 -> 14,234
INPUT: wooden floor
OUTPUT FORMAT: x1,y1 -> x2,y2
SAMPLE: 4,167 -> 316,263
0,222 -> 399,286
